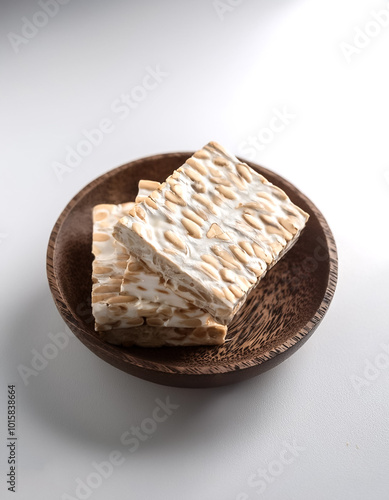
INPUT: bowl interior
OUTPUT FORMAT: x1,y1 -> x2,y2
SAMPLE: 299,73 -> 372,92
48,153 -> 336,384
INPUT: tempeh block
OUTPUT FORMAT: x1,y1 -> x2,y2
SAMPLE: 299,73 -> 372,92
92,199 -> 226,346
113,142 -> 309,325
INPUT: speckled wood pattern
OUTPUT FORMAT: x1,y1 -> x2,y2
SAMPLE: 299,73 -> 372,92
47,153 -> 338,388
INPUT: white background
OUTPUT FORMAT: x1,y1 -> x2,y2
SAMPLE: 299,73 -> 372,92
1,0 -> 389,499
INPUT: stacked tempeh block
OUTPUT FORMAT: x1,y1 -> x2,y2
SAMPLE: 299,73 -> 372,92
92,142 -> 309,347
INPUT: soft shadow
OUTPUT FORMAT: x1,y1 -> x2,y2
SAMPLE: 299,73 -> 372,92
4,289 -> 291,455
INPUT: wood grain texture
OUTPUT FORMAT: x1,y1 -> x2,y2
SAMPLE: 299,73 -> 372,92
46,153 -> 338,388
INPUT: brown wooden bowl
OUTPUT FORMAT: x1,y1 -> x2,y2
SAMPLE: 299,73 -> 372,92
47,153 -> 338,388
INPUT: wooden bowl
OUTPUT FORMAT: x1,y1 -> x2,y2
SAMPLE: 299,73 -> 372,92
47,153 -> 338,388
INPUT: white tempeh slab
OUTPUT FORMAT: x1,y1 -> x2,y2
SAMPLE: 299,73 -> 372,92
91,196 -> 226,346
114,142 -> 309,325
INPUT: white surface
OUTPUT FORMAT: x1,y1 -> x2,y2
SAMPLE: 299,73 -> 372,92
1,1 -> 388,499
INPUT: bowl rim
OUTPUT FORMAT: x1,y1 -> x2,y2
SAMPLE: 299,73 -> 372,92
47,152 -> 338,376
